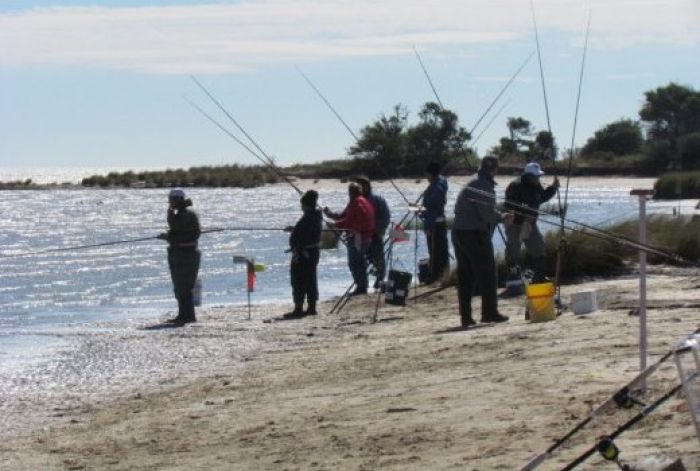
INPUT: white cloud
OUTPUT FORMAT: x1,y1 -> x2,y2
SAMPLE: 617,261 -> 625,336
0,0 -> 697,75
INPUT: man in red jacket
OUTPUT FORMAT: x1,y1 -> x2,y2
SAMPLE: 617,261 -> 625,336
325,182 -> 375,295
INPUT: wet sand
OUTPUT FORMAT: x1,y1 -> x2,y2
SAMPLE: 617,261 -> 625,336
2,266 -> 700,470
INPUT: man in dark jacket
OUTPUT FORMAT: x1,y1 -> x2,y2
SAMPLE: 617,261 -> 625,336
421,162 -> 449,283
355,176 -> 391,290
504,162 -> 559,282
284,190 -> 323,319
158,188 -> 201,326
452,156 -> 513,328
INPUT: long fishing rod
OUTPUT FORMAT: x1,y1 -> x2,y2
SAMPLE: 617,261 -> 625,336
469,51 -> 534,137
561,378 -> 691,470
521,329 -> 699,470
295,66 -> 413,207
460,184 -> 698,266
531,0 -> 569,311
189,76 -> 304,196
563,10 -> 592,212
0,226 -> 343,259
412,45 -> 444,109
184,96 -> 297,191
471,100 -> 510,148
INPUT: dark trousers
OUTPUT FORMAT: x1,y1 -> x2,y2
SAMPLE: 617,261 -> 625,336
291,249 -> 319,306
168,248 -> 201,322
347,240 -> 369,291
368,233 -> 386,287
451,229 -> 498,322
426,221 -> 449,283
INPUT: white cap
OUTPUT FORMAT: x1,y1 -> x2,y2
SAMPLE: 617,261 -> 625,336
168,188 -> 186,200
523,162 -> 545,176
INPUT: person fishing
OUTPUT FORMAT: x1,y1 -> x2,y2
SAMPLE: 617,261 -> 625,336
283,190 -> 323,319
504,162 -> 559,283
157,188 -> 201,326
355,176 -> 391,291
452,156 -> 513,328
420,162 -> 449,284
325,182 -> 375,296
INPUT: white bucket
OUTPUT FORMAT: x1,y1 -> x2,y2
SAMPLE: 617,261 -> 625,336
570,290 -> 597,315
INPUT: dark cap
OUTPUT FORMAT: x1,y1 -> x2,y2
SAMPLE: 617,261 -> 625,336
425,162 -> 441,176
480,156 -> 499,172
300,190 -> 318,207
354,175 -> 370,185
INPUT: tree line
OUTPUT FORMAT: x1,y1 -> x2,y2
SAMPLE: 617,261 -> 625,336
72,81 -> 700,189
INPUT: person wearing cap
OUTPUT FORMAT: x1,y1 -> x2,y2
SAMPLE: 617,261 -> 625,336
283,190 -> 323,319
452,156 -> 513,327
355,176 -> 391,290
504,161 -> 559,282
325,183 -> 375,295
157,188 -> 201,325
421,162 -> 449,283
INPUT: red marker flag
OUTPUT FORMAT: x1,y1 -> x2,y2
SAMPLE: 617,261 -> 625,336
246,261 -> 256,292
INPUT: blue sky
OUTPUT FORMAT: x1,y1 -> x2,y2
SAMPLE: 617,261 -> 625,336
1,0 -> 698,171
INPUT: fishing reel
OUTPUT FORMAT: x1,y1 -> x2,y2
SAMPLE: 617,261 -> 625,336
597,437 -> 631,470
613,387 -> 646,410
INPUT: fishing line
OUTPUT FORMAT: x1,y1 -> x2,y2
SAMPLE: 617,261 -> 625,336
0,226 -> 343,259
563,10 -> 592,214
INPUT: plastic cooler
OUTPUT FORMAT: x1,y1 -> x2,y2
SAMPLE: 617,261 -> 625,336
525,282 -> 555,322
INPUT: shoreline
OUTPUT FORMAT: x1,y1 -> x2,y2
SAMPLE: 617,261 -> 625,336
3,266 -> 700,469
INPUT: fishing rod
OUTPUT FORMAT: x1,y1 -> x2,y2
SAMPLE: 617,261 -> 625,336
412,45 -> 444,109
189,76 -> 304,196
521,328 -> 699,470
0,226 -> 344,259
530,0 -> 569,311
561,378 -> 692,470
184,96 -> 296,191
471,100 -> 510,148
459,184 -> 699,266
295,66 -> 413,207
469,52 -> 534,137
563,10 -> 592,212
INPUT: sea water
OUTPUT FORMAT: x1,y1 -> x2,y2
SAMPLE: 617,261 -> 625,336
0,171 -> 694,412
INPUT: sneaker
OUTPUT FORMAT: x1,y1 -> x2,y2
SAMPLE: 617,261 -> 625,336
481,313 -> 509,323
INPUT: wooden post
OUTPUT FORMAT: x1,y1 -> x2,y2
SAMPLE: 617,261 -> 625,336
631,188 -> 654,392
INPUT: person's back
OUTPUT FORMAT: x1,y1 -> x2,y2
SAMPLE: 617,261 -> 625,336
453,170 -> 498,234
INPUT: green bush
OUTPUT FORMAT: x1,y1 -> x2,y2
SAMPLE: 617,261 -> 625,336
654,171 -> 700,199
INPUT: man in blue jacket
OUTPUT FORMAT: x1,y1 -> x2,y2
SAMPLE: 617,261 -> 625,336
421,162 -> 449,283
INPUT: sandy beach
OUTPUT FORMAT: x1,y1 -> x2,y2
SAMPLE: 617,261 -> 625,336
2,265 -> 700,470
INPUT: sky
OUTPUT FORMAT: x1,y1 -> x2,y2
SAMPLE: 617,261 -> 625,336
1,0 -> 699,172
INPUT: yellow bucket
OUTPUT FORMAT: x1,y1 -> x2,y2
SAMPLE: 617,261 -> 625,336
525,282 -> 556,322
